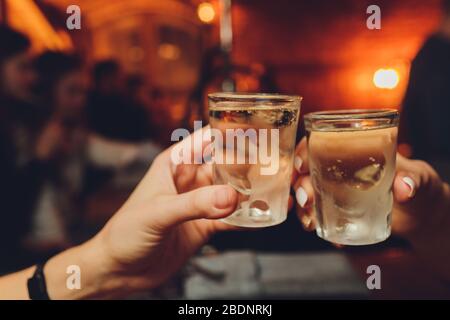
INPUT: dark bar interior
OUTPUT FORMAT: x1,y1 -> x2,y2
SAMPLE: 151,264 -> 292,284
0,0 -> 449,301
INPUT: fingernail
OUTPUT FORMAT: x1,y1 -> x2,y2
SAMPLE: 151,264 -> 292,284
402,176 -> 416,197
294,156 -> 303,172
214,188 -> 233,209
296,187 -> 308,208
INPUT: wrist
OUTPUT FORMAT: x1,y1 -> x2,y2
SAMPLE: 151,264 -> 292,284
83,233 -> 135,299
44,236 -> 128,299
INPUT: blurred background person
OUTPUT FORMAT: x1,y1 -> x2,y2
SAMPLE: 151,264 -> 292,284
87,60 -> 150,142
124,74 -> 161,142
28,51 -> 88,250
400,0 -> 450,181
0,25 -> 49,274
32,52 -> 162,246
183,46 -> 279,130
84,60 -> 161,216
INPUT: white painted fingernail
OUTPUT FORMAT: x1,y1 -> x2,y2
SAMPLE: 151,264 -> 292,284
296,187 -> 308,208
402,176 -> 415,197
294,156 -> 303,172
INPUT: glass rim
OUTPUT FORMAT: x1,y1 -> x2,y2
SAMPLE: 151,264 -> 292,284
208,92 -> 302,103
304,108 -> 399,120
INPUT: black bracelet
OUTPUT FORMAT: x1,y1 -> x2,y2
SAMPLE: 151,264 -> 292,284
27,263 -> 51,300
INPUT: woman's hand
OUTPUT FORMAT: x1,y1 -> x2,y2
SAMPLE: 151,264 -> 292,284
390,155 -> 450,281
91,127 -> 238,295
29,127 -> 238,299
292,137 -> 450,280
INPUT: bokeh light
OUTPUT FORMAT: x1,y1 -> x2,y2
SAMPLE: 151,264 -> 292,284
197,2 -> 216,24
373,68 -> 400,89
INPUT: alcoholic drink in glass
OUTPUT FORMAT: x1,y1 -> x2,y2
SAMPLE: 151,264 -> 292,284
209,93 -> 301,227
304,109 -> 399,245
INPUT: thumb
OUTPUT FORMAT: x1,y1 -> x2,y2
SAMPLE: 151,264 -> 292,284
153,185 -> 238,230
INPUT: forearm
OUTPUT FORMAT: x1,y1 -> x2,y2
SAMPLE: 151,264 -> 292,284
0,237 -> 125,300
0,266 -> 35,299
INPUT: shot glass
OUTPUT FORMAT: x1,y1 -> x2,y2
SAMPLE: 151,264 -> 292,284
209,93 -> 301,227
304,109 -> 399,245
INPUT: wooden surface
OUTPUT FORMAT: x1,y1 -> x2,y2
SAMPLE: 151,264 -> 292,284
347,248 -> 450,299
85,189 -> 450,299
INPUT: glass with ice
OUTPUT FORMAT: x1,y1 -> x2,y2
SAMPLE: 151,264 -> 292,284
304,109 -> 399,245
208,93 -> 301,227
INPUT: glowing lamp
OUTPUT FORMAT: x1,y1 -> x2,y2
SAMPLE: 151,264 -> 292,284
373,68 -> 399,89
197,2 -> 215,24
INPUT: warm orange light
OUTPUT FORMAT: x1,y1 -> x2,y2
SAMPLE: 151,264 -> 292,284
158,43 -> 181,60
7,0 -> 72,51
197,2 -> 215,24
373,68 -> 400,89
